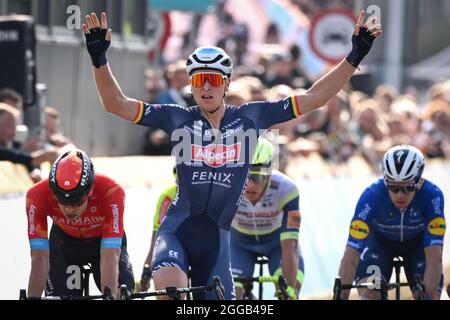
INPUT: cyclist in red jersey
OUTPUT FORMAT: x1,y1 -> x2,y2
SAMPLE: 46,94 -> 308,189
26,149 -> 134,298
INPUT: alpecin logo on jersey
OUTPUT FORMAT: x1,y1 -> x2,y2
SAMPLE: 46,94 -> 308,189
192,143 -> 241,168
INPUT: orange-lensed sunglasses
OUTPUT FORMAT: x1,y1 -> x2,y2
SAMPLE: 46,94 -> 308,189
190,73 -> 226,87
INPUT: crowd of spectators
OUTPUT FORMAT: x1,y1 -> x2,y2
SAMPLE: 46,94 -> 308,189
141,12 -> 450,174
0,87 -> 73,182
2,2 -> 450,182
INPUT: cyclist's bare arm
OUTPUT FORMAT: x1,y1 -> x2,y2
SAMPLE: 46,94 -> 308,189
423,245 -> 443,299
143,231 -> 157,267
338,246 -> 361,299
295,11 -> 382,115
93,65 -> 140,121
82,12 -> 139,122
280,239 -> 299,293
27,250 -> 49,297
139,231 -> 157,291
296,60 -> 355,115
100,248 -> 120,297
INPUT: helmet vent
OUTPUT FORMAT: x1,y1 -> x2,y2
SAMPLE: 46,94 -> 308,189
385,159 -> 393,176
193,53 -> 224,64
221,59 -> 231,67
404,160 -> 416,178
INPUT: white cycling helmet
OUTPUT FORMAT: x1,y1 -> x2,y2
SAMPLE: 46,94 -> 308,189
186,46 -> 233,78
381,145 -> 425,183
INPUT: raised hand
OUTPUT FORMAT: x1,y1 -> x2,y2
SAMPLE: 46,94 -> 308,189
346,10 -> 382,68
82,12 -> 112,68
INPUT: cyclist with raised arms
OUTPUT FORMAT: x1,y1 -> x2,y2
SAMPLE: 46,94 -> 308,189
26,149 -> 134,299
338,145 -> 446,300
231,138 -> 304,300
82,11 -> 381,299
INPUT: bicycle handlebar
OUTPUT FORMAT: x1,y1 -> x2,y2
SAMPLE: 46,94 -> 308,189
120,275 -> 225,300
333,275 -> 425,300
21,277 -> 225,301
19,286 -> 114,300
234,274 -> 293,300
233,275 -> 279,284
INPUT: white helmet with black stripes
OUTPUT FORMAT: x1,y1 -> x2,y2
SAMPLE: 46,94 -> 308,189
381,145 -> 425,183
186,46 -> 233,78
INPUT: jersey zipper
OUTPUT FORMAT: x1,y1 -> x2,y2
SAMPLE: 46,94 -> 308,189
400,208 -> 406,242
251,202 -> 260,243
202,109 -> 227,216
202,120 -> 219,215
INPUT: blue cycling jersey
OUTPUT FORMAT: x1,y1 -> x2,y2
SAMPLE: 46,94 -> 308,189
134,97 -> 302,299
346,178 -> 446,252
134,98 -> 302,230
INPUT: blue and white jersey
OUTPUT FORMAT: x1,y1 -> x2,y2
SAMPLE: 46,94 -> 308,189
346,178 -> 446,252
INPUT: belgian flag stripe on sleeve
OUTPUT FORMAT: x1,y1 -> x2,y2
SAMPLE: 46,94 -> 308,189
133,101 -> 144,124
291,96 -> 301,117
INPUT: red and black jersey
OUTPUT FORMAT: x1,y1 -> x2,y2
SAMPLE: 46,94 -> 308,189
26,174 -> 125,250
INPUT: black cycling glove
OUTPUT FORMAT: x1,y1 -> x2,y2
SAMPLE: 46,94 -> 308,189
85,28 -> 110,68
346,26 -> 376,68
140,264 -> 152,288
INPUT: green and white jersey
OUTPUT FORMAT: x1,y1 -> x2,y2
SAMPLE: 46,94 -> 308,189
152,184 -> 177,232
231,170 -> 300,241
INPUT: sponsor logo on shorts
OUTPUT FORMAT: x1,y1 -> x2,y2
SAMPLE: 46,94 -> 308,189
169,250 -> 179,259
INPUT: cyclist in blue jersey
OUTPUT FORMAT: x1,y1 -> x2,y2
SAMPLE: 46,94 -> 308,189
338,145 -> 446,300
82,11 -> 381,299
231,139 -> 304,300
